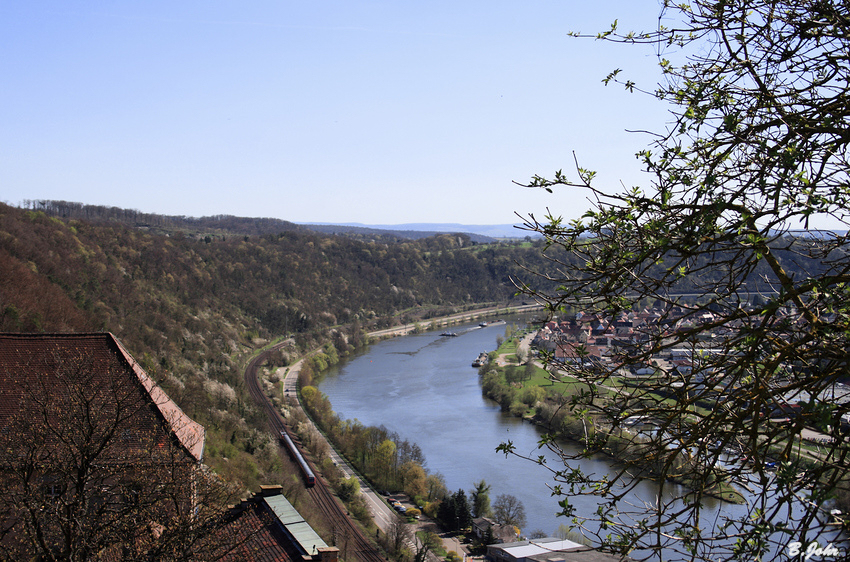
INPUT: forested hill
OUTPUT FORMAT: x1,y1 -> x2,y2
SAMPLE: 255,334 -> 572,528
3,199 -> 551,336
0,200 -> 830,374
18,199 -> 306,238
0,202 -> 551,458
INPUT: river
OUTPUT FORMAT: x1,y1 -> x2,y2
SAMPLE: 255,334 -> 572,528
317,318 -> 845,559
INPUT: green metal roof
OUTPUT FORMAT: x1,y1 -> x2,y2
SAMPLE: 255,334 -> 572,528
264,494 -> 328,555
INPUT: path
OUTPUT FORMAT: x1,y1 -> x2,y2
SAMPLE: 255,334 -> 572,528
369,303 -> 542,339
495,331 -> 534,367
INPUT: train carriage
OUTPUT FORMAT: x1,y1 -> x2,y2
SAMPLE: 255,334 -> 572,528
279,430 -> 316,487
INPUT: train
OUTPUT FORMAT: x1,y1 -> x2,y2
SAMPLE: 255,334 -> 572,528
279,430 -> 316,487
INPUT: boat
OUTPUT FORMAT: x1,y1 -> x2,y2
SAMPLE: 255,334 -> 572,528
441,331 -> 458,337
479,322 -> 488,327
472,352 -> 489,367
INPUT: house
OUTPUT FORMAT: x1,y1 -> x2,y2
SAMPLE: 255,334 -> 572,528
0,332 -> 210,559
554,342 -> 601,365
472,517 -> 517,544
486,537 -> 635,562
559,325 -> 591,344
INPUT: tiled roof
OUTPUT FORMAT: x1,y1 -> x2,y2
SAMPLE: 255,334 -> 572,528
111,335 -> 205,461
0,332 -> 205,462
215,500 -> 293,562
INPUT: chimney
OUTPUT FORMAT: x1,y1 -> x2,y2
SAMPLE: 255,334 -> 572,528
258,485 -> 283,497
317,546 -> 339,562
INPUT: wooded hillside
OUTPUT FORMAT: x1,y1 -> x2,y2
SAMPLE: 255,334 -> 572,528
0,200 -> 825,493
0,201 -> 555,489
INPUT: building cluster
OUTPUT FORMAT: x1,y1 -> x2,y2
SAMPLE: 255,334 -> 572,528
486,537 -> 635,562
531,306 -> 721,366
530,305 -> 850,430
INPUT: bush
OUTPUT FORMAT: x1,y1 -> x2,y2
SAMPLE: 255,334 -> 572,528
518,386 -> 544,407
348,494 -> 371,525
337,476 -> 360,502
423,501 -> 440,519
405,507 -> 421,518
560,415 -> 586,441
509,401 -> 528,417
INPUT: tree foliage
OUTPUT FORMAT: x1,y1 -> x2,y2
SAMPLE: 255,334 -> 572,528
471,479 -> 493,518
298,386 -> 435,501
438,489 -> 473,532
511,1 -> 850,560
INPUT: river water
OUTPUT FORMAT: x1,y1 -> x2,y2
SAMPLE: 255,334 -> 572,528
318,319 -> 845,559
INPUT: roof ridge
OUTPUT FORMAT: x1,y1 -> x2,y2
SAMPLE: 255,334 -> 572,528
0,332 -> 113,338
109,334 -> 206,462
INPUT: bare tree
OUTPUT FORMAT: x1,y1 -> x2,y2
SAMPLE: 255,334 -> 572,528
413,531 -> 441,562
384,514 -> 411,560
0,336 -> 244,561
492,494 -> 527,531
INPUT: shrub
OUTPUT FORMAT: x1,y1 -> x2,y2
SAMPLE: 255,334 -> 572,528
423,501 -> 440,519
406,507 -> 421,518
509,401 -> 528,417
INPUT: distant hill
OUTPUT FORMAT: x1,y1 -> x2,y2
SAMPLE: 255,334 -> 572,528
300,222 -> 536,241
18,199 -> 304,238
19,200 -> 534,241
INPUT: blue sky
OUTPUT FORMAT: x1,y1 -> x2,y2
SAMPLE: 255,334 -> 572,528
2,1 -> 669,226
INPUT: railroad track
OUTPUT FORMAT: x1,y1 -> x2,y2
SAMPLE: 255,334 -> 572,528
243,345 -> 386,562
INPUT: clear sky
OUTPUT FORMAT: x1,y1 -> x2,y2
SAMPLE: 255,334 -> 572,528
2,1 -> 670,226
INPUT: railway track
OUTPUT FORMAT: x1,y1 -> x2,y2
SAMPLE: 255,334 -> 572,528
243,345 -> 386,562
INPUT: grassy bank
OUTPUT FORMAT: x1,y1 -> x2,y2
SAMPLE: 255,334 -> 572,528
479,333 -> 746,504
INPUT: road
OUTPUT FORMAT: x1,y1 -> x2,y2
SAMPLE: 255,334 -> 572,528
369,303 -> 543,339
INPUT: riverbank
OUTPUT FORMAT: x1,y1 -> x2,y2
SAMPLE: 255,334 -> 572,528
313,318 -> 574,537
481,333 -> 746,505
368,303 -> 543,340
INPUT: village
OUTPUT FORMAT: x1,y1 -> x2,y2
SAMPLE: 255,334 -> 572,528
529,304 -> 850,436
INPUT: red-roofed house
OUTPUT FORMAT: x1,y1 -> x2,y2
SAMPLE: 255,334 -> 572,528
0,333 -> 213,559
555,342 -> 602,364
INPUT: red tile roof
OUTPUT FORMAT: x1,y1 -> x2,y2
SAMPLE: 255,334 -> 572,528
214,499 -> 293,562
0,332 -> 205,462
